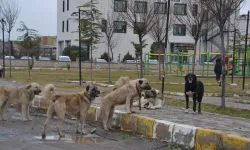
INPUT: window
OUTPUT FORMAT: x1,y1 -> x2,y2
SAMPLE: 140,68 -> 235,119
134,1 -> 147,13
174,4 -> 187,15
63,0 -> 65,12
173,24 -> 186,36
66,20 -> 69,32
65,40 -> 71,47
113,21 -> 126,33
101,19 -> 107,32
192,4 -> 198,16
134,22 -> 146,34
62,21 -> 64,32
154,2 -> 167,14
67,0 -> 69,11
114,0 -> 127,12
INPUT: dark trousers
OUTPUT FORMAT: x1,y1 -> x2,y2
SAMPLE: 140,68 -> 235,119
216,74 -> 221,81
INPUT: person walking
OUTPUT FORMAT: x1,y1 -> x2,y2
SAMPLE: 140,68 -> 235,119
214,57 -> 222,86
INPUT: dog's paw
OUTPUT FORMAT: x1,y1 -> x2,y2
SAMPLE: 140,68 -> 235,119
184,109 -> 188,113
108,127 -> 114,131
104,128 -> 109,131
28,118 -> 33,121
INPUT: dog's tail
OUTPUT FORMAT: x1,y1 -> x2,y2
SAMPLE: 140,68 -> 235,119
42,84 -> 56,101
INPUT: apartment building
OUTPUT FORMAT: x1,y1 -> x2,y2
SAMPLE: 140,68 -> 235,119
57,0 -> 239,62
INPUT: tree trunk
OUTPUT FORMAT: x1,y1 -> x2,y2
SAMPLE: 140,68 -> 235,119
110,47 -> 114,60
90,43 -> 93,82
220,28 -> 226,108
192,41 -> 198,74
108,42 -> 111,83
135,55 -> 140,78
158,42 -> 161,80
139,35 -> 143,78
8,33 -> 12,77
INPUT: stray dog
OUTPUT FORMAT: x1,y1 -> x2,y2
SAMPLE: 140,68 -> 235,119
133,89 -> 163,109
99,78 -> 151,131
32,84 -> 56,107
42,85 -> 100,138
113,76 -> 130,91
184,73 -> 204,114
0,83 -> 41,121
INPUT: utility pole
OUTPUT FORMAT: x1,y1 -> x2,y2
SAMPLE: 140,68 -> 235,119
242,11 -> 249,90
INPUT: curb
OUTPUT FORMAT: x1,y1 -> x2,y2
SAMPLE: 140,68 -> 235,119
33,99 -> 250,150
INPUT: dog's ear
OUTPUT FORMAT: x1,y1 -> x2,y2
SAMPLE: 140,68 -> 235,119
139,80 -> 143,84
185,74 -> 189,82
86,85 -> 90,91
26,85 -> 32,89
192,74 -> 197,82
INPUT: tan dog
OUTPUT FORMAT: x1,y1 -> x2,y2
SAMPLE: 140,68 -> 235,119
0,83 -> 41,121
32,84 -> 56,107
42,85 -> 100,139
113,76 -> 130,91
99,78 -> 151,131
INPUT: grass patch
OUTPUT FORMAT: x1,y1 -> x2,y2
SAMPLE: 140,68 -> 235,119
119,132 -> 134,140
2,69 -> 250,95
165,98 -> 250,119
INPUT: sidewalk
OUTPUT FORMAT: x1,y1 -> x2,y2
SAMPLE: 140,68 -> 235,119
92,97 -> 250,138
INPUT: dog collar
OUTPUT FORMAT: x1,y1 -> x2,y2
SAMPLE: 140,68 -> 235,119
84,92 -> 91,101
136,83 -> 141,98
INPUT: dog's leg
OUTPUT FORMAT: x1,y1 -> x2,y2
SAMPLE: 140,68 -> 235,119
79,110 -> 87,135
56,118 -> 65,137
185,94 -> 189,113
0,100 -> 7,121
130,98 -> 136,113
27,103 -> 32,121
125,96 -> 132,114
197,94 -> 202,114
75,113 -> 80,134
21,104 -> 28,121
107,106 -> 115,131
102,105 -> 111,131
41,113 -> 53,139
193,94 -> 197,113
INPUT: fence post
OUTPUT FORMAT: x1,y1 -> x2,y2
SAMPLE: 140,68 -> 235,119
170,51 -> 172,74
202,53 -> 204,76
206,52 -> 209,76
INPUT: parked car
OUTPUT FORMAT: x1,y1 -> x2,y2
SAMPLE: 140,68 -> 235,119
96,59 -> 107,63
20,56 -> 32,60
58,56 -> 71,62
39,56 -> 50,61
148,59 -> 158,65
4,56 -> 15,60
124,60 -> 136,64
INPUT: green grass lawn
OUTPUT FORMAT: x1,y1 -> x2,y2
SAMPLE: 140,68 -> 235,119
2,68 -> 250,95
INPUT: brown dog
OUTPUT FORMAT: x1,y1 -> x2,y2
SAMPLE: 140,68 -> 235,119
113,76 -> 130,91
0,83 -> 41,121
42,85 -> 100,139
99,78 -> 151,131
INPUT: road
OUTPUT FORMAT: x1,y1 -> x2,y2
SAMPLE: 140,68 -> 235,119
0,107 -> 179,150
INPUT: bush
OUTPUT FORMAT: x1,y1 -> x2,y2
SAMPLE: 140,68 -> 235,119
150,43 -> 158,59
122,52 -> 134,62
100,52 -> 111,62
63,46 -> 78,61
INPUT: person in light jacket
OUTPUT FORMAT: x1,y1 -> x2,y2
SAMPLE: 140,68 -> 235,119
214,57 -> 222,86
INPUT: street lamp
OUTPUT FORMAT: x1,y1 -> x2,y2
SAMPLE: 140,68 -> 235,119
71,9 -> 85,86
1,18 -> 6,78
161,0 -> 171,99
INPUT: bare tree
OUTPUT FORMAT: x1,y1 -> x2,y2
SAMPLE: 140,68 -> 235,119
203,0 -> 242,107
0,0 -> 20,77
176,0 -> 214,73
149,1 -> 175,80
102,11 -> 119,83
114,0 -> 159,78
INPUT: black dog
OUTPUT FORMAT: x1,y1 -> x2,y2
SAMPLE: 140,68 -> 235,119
184,73 -> 204,114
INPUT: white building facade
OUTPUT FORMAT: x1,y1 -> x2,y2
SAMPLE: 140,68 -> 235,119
57,0 -> 239,62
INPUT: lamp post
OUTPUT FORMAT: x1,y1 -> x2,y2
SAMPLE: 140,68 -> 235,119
1,18 -> 5,78
243,11 -> 250,90
72,9 -> 84,86
161,0 -> 171,99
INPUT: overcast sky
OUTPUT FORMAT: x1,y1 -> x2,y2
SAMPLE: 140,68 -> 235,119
6,0 -> 250,40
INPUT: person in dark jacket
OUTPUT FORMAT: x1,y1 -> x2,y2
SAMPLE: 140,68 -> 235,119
214,58 -> 222,86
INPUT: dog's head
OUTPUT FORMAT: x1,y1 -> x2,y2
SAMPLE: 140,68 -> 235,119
26,82 -> 42,95
86,85 -> 100,101
138,78 -> 151,90
185,73 -> 197,84
143,89 -> 157,99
